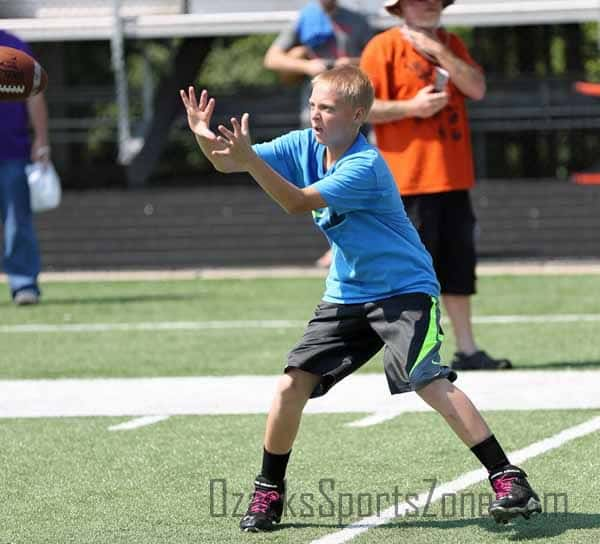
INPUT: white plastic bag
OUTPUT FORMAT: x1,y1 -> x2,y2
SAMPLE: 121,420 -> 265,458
26,161 -> 62,212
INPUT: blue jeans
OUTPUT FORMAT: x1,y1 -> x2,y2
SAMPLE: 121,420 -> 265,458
0,159 -> 41,297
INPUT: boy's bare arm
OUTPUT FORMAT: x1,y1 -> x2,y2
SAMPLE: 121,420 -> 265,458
245,154 -> 326,214
214,115 -> 327,214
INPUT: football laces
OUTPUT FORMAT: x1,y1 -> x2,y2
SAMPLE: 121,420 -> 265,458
0,83 -> 26,94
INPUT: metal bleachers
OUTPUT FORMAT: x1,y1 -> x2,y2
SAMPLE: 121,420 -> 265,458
32,178 -> 600,270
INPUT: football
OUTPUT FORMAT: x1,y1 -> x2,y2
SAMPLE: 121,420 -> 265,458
0,46 -> 48,101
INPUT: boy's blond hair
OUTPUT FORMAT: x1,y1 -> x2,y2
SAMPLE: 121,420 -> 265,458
312,65 -> 374,115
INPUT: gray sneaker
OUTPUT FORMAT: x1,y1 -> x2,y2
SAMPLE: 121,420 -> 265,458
14,289 -> 40,306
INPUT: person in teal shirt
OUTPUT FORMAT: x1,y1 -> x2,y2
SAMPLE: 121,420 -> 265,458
180,65 -> 541,533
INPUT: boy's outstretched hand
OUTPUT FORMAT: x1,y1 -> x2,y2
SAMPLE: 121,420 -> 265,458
180,87 -> 217,141
180,86 -> 255,172
213,113 -> 255,168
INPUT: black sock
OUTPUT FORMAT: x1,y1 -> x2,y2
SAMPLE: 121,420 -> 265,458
470,435 -> 510,473
261,448 -> 291,484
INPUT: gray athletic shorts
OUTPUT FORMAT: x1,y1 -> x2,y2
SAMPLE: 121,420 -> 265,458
286,293 -> 457,398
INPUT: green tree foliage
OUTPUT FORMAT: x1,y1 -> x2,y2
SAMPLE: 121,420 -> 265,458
88,40 -> 172,155
174,34 -> 279,175
78,25 -> 600,182
583,23 -> 600,81
196,35 -> 278,91
86,35 -> 278,178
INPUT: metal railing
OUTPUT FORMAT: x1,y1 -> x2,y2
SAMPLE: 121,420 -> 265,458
4,1 -> 600,171
3,0 -> 600,42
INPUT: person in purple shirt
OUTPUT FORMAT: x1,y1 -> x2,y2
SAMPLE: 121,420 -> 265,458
0,29 -> 50,305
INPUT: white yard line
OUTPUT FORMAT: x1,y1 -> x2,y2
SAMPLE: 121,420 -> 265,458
0,320 -> 306,333
473,314 -> 600,324
10,260 -> 599,282
346,411 -> 405,428
310,415 -> 600,544
1,314 -> 600,334
0,371 -> 598,419
108,415 -> 170,431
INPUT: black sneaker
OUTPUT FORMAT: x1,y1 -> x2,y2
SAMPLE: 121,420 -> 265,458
451,350 -> 512,370
240,475 -> 285,532
489,465 -> 542,523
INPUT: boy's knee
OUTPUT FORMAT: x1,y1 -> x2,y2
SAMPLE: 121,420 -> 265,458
417,379 -> 456,410
417,377 -> 451,398
276,369 -> 318,402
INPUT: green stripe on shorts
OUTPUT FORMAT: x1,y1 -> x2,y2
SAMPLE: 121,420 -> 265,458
409,296 -> 443,377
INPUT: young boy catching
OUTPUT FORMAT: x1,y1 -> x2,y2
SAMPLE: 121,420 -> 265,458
180,65 -> 541,532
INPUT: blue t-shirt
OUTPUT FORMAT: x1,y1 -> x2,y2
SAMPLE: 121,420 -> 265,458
0,30 -> 32,160
253,129 -> 440,303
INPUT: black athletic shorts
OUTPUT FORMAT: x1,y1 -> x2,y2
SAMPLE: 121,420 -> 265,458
402,190 -> 476,295
286,293 -> 457,398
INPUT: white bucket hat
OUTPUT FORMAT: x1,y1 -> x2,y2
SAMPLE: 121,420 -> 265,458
384,0 -> 454,15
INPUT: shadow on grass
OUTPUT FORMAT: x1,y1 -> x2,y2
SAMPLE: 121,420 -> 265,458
481,512 -> 600,540
514,360 -> 600,370
387,512 -> 600,540
276,512 -> 600,539
0,293 -> 205,307
275,522 -> 346,531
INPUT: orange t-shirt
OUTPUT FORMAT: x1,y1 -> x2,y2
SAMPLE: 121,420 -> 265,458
360,28 -> 481,196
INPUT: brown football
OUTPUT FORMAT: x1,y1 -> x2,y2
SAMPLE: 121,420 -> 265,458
0,46 -> 48,101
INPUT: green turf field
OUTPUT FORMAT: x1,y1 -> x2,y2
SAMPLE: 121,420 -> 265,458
1,274 -> 599,543
0,275 -> 599,379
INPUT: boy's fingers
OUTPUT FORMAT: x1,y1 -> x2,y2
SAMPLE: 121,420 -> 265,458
216,136 -> 229,147
188,86 -> 198,108
241,113 -> 250,134
197,88 -> 207,109
205,97 -> 215,117
179,89 -> 189,108
218,124 -> 235,140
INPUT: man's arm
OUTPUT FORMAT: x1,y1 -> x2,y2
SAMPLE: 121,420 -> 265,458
334,57 -> 361,68
435,48 -> 486,101
26,92 -> 50,163
214,116 -> 326,214
264,43 -> 329,78
368,86 -> 448,124
402,28 -> 486,101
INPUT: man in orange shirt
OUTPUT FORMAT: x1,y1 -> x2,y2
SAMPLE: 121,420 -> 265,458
360,0 -> 512,370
